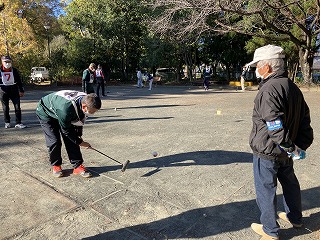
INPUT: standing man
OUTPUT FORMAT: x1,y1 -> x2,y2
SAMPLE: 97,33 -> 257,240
203,65 -> 212,91
137,68 -> 143,88
95,64 -> 105,97
240,65 -> 249,91
247,45 -> 313,240
36,90 -> 101,178
82,63 -> 96,94
0,56 -> 26,129
147,72 -> 153,90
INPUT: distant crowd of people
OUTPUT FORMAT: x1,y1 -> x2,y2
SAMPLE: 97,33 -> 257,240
136,68 -> 154,90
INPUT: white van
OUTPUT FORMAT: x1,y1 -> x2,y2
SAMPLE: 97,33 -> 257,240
30,67 -> 49,82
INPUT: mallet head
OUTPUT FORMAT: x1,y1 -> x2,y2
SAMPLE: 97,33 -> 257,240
121,160 -> 130,172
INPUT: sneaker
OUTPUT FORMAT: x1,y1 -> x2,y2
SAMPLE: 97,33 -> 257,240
277,211 -> 303,228
15,123 -> 26,129
73,164 -> 92,178
251,223 -> 279,240
5,123 -> 11,128
52,165 -> 63,178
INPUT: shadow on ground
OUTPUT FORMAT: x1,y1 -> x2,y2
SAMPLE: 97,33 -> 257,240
83,187 -> 320,239
87,150 -> 253,173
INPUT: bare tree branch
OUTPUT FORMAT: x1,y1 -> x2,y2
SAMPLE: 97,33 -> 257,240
148,0 -> 320,83
309,0 -> 320,33
150,0 -> 318,49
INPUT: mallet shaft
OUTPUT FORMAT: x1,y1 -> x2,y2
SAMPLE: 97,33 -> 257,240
91,147 -> 122,164
90,147 -> 130,172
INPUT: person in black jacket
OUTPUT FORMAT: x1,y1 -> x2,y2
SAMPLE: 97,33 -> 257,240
246,45 -> 313,240
0,56 -> 26,129
203,65 -> 212,91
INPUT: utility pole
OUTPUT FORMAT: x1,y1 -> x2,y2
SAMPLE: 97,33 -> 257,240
44,24 -> 51,59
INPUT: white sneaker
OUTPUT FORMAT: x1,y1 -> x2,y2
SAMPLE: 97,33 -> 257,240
5,123 -> 11,128
15,123 -> 26,129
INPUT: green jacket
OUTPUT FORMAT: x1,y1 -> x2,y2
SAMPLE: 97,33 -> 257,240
36,90 -> 87,145
82,68 -> 95,93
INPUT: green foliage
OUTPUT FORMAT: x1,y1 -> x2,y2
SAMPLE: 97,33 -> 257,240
198,32 -> 251,78
49,35 -> 79,82
61,0 -> 146,81
141,36 -> 179,70
0,0 -> 63,82
14,51 -> 46,81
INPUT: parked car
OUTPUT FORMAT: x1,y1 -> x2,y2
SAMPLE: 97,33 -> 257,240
155,68 -> 176,81
30,67 -> 49,82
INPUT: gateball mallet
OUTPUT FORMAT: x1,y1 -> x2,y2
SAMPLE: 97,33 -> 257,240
90,147 -> 130,172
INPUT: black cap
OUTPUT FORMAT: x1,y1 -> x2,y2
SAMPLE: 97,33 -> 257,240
1,56 -> 12,62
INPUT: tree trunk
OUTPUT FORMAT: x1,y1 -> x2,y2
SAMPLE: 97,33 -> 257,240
299,48 -> 313,85
183,51 -> 194,81
212,63 -> 217,77
121,37 -> 128,81
292,62 -> 299,83
176,63 -> 182,82
226,65 -> 230,81
121,55 -> 128,81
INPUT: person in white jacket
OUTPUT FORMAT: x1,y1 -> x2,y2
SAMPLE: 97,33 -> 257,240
137,69 -> 143,88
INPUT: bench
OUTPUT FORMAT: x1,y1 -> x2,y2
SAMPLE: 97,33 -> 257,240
229,81 -> 253,87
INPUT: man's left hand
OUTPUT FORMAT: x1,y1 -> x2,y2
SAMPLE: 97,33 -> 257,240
19,92 -> 24,97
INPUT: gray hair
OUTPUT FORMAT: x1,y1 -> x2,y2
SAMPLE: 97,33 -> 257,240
258,58 -> 285,73
82,93 -> 101,109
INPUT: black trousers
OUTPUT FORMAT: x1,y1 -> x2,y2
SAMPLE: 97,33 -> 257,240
82,81 -> 95,94
96,78 -> 105,96
0,88 -> 22,124
38,117 -> 83,168
203,78 -> 210,89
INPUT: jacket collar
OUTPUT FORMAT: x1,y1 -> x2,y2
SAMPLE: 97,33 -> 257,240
259,70 -> 288,87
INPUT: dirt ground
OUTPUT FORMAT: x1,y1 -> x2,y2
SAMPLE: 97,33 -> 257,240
0,84 -> 319,240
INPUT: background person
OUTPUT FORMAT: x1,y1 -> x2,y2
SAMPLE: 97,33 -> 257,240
247,45 -> 313,240
240,65 -> 249,91
36,90 -> 101,178
147,72 -> 153,90
0,55 -> 26,129
137,68 -> 143,88
82,63 -> 96,94
95,64 -> 105,97
203,65 -> 212,91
